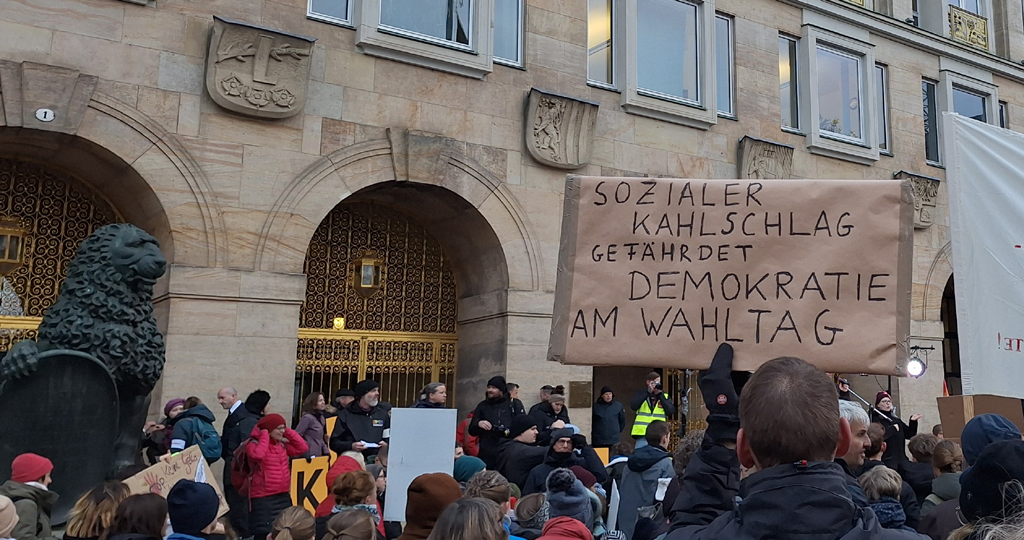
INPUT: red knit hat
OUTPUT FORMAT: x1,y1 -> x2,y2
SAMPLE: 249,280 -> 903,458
875,391 -> 892,407
11,453 -> 53,483
256,413 -> 286,432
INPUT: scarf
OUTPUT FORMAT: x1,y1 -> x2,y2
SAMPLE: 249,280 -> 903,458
332,504 -> 380,524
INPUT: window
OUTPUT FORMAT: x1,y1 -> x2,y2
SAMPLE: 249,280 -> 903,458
952,87 -> 987,122
876,64 -> 890,153
588,0 -> 615,87
816,46 -> 864,143
308,0 -> 352,26
923,80 -> 940,163
948,0 -> 980,15
716,14 -> 734,117
494,0 -> 523,66
1000,101 -> 1008,128
380,0 -> 473,49
779,35 -> 800,130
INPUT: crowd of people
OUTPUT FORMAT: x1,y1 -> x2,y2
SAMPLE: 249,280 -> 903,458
5,352 -> 1024,540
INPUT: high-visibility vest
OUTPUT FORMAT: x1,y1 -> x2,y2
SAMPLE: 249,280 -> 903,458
631,395 -> 668,436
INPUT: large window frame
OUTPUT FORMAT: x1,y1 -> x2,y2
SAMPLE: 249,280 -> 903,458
716,13 -> 735,118
493,0 -> 524,67
308,0 -> 354,28
779,34 -> 801,133
799,25 -> 879,164
923,79 -> 941,165
587,0 -> 618,89
931,69 -> 998,164
876,63 -> 891,155
621,0 -> 719,129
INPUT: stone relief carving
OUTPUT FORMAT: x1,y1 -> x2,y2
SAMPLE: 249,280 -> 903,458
524,88 -> 599,169
205,16 -> 316,119
738,136 -> 795,179
895,171 -> 941,228
0,61 -> 97,134
948,5 -> 989,51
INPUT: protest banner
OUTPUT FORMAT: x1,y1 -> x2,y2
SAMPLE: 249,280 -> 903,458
944,113 -> 1024,399
123,446 -> 230,516
549,177 -> 914,373
383,408 -> 457,522
291,456 -> 330,512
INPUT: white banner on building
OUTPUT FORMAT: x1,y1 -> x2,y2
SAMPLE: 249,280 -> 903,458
944,112 -> 1024,399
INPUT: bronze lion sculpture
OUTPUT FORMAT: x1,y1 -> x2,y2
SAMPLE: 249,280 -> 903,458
0,223 -> 167,470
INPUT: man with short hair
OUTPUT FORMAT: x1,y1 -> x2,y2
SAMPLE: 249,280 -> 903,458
508,383 -> 526,416
931,424 -> 942,439
521,428 -> 608,495
859,423 -> 921,530
665,345 -> 925,539
900,434 -> 939,502
630,372 -> 676,449
496,415 -> 547,488
218,386 -> 255,537
528,385 -> 556,416
837,400 -> 872,506
618,420 -> 674,540
330,379 -> 390,461
468,376 -> 520,469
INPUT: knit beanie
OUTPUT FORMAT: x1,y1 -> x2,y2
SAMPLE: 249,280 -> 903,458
354,380 -> 380,398
960,439 -> 1024,521
487,376 -> 507,390
569,466 -> 597,489
0,495 -> 17,538
516,493 -> 550,530
962,414 -> 1023,466
402,473 -> 462,540
510,415 -> 539,439
548,394 -> 566,405
600,386 -> 613,395
874,391 -> 891,407
335,388 -> 355,400
244,390 -> 271,416
167,480 -> 219,535
256,413 -> 287,432
164,398 -> 186,417
545,469 -> 593,528
10,453 -> 53,483
453,456 -> 486,483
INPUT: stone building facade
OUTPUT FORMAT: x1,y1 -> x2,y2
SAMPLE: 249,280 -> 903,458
0,0 -> 1009,432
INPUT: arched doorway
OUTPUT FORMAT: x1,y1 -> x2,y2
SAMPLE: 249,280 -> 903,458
295,201 -> 458,414
941,276 -> 961,395
0,157 -> 122,350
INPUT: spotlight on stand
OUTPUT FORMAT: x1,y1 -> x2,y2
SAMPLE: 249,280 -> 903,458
906,345 -> 934,378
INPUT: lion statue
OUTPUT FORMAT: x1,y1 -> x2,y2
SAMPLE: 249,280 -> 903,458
0,223 -> 167,470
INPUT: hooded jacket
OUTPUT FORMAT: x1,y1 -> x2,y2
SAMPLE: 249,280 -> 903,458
896,461 -> 935,504
618,444 -> 673,540
497,439 -> 548,488
592,397 -> 626,447
468,393 -> 519,468
921,472 -> 961,515
869,498 -> 912,531
245,425 -> 308,497
859,460 -> 921,530
522,429 -> 608,495
169,404 -> 218,455
330,400 -> 390,459
916,499 -> 959,540
537,517 -> 593,540
664,439 -> 927,540
0,481 -> 58,540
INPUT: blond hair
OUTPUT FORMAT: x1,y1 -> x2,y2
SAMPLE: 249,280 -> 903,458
427,498 -> 506,540
464,471 -> 511,505
340,451 -> 367,469
66,481 -> 131,538
323,509 -> 376,540
271,507 -> 316,540
859,466 -> 903,501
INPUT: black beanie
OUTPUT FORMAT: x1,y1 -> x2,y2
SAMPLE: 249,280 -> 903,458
510,414 -> 539,439
354,379 -> 380,398
244,389 -> 270,415
335,388 -> 355,400
600,386 -> 614,395
167,480 -> 219,535
487,376 -> 507,390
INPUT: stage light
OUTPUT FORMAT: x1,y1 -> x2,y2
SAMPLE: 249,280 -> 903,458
907,356 -> 927,378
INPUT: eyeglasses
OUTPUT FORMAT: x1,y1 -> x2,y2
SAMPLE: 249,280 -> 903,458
879,399 -> 892,404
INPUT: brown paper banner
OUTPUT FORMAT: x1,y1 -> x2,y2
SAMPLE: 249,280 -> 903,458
123,446 -> 230,517
548,177 -> 914,374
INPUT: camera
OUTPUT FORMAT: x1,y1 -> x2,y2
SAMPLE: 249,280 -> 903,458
654,382 -> 663,391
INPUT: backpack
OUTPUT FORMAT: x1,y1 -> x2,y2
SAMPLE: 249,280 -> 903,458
183,417 -> 223,464
231,436 -> 259,496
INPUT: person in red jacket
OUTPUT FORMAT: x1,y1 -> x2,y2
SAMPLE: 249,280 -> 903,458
457,412 -> 480,457
245,413 -> 308,540
538,517 -> 593,540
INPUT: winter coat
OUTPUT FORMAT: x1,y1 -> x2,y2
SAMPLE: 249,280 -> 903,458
603,456 -> 629,495
869,497 -> 914,531
457,415 -> 480,457
522,430 -> 609,495
617,444 -> 674,540
664,439 -> 928,540
468,395 -> 520,468
245,425 -> 309,497
296,412 -> 330,457
534,402 -> 571,429
836,459 -> 871,507
497,439 -> 548,489
592,398 -> 626,447
0,481 -> 57,540
871,410 -> 918,467
411,400 -> 444,408
330,401 -> 391,459
222,404 -> 257,460
859,460 -> 921,530
315,457 -> 364,517
538,517 -> 593,540
512,398 -> 527,416
170,404 -> 219,452
921,473 -> 961,516
916,499 -> 959,540
896,461 -> 934,504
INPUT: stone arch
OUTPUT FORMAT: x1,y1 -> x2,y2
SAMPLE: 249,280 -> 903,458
921,241 -> 953,322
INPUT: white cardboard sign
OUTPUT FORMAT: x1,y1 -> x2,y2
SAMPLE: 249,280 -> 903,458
382,408 -> 458,522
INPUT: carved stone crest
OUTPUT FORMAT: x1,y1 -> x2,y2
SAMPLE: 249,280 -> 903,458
525,88 -> 599,169
206,17 -> 316,119
738,136 -> 794,179
895,171 -> 941,228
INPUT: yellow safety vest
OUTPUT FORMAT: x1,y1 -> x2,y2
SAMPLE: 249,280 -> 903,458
631,396 -> 668,436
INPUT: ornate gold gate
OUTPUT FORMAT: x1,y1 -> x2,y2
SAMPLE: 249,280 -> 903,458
664,369 -> 708,443
0,158 -> 122,349
296,203 -> 458,412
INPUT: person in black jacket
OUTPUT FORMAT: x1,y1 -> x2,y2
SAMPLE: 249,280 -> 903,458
534,392 -> 570,445
217,387 -> 258,539
508,383 -> 526,416
860,423 -> 921,530
592,386 -> 626,448
330,379 -> 391,461
411,382 -> 447,408
665,345 -> 925,540
871,392 -> 921,468
898,434 -> 938,504
528,385 -> 555,416
468,376 -> 519,468
496,415 -> 547,489
521,428 -> 608,495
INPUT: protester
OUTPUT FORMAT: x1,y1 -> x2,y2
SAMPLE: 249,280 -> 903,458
568,466 -> 611,539
931,425 -> 942,439
315,471 -> 379,540
297,392 -> 331,457
534,388 -> 570,443
522,429 -> 608,495
870,391 -> 922,467
366,465 -> 399,540
395,473 -> 462,540
219,385 -> 259,539
0,496 -> 17,540
427,497 -> 506,540
663,345 -> 924,539
321,509 -> 378,540
508,383 -> 526,416
947,440 -> 1024,540
630,373 -> 675,449
529,386 -> 556,416
496,415 -> 547,489
921,440 -> 962,516
334,389 -> 356,414
456,412 -> 480,458
247,413 -> 309,540
453,456 -> 486,486
102,494 -> 167,540
64,482 -> 131,540
837,378 -> 852,401
662,430 -> 704,514
543,469 -> 593,529
315,457 -> 364,518
835,400 -> 872,506
469,376 -> 519,468
537,517 -> 592,540
617,420 -> 673,540
603,442 -> 632,494
142,398 -> 185,462
513,493 -> 550,540
268,507 -> 316,540
412,383 -> 447,409
464,471 -> 525,540
860,467 -> 916,531
900,434 -> 939,503
0,453 -> 57,540
331,380 -> 391,462
592,387 -> 626,449
169,397 -> 222,464
859,422 -> 921,530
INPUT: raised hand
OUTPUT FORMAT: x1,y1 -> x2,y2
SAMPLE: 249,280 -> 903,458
699,344 -> 742,442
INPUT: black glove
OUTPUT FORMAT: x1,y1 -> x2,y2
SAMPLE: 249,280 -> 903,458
571,433 -> 588,450
699,343 -> 741,443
